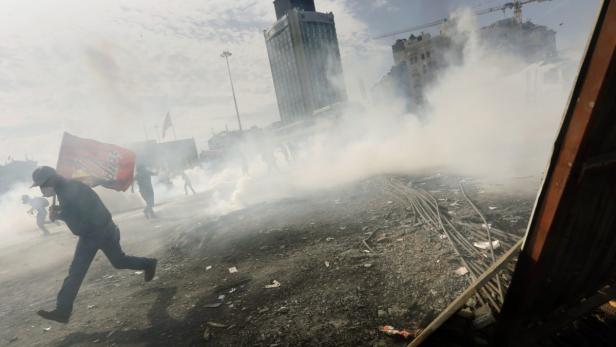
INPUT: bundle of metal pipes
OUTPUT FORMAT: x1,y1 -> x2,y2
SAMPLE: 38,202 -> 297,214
383,177 -> 522,314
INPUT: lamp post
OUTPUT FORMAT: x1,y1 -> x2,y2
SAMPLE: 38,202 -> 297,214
220,50 -> 243,132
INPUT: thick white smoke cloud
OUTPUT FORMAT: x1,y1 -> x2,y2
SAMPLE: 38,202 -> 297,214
0,10 -> 581,245
206,10 -> 576,209
0,184 -> 48,245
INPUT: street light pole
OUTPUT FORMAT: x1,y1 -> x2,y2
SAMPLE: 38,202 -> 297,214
221,50 -> 243,132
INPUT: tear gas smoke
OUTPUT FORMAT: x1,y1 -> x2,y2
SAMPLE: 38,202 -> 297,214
204,10 -> 576,210
0,10 -> 583,246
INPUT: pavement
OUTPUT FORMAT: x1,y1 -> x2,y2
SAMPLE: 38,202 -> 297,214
0,174 -> 537,346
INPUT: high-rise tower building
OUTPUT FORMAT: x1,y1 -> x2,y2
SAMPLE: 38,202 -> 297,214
273,0 -> 315,20
264,0 -> 347,123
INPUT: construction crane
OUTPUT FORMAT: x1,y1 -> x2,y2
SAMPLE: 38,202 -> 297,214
374,0 -> 551,40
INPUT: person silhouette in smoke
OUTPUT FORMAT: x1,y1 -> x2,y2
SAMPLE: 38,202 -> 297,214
21,194 -> 51,236
31,166 -> 157,323
181,171 -> 196,196
132,164 -> 157,219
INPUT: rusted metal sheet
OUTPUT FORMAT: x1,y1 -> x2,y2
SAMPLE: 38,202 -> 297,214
497,0 -> 616,345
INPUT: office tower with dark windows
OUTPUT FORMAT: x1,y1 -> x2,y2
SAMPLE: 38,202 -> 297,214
264,0 -> 347,123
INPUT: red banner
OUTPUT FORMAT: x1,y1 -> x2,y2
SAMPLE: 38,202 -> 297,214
56,132 -> 136,191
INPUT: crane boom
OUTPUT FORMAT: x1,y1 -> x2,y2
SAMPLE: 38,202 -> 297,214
373,0 -> 552,40
373,18 -> 448,40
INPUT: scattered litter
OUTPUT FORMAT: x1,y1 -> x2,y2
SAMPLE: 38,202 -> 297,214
339,226 -> 347,231
207,321 -> 228,328
473,305 -> 496,329
265,280 -> 281,289
106,330 -> 115,338
103,275 -> 114,279
228,267 -> 238,274
362,249 -> 371,253
324,261 -> 330,267
473,240 -> 501,250
87,304 -> 97,310
325,237 -> 335,242
363,263 -> 373,268
454,266 -> 469,276
378,325 -> 419,340
458,307 -> 474,319
449,201 -> 459,207
203,327 -> 212,341
488,206 -> 497,210
43,327 -> 51,332
134,271 -> 143,275
436,259 -> 440,264
206,265 -> 212,271
203,302 -> 223,308
396,238 -> 403,242
481,223 -> 493,229
229,288 -> 237,293
218,294 -> 226,300
439,234 -> 447,240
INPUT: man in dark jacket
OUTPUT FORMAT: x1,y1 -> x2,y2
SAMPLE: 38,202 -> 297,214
133,165 -> 157,219
32,166 -> 157,323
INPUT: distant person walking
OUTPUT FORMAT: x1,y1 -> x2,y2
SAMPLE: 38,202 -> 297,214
21,194 -> 50,236
31,166 -> 157,323
133,165 -> 157,219
181,171 -> 196,196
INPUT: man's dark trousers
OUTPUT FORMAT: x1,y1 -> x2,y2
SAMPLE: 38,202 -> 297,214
57,223 -> 152,314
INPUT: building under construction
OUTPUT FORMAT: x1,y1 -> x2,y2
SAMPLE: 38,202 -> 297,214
373,3 -> 557,113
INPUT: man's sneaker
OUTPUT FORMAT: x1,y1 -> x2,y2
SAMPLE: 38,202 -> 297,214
37,309 -> 70,324
145,259 -> 157,282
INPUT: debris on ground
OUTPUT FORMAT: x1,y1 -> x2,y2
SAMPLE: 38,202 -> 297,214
473,240 -> 501,250
473,305 -> 496,329
228,267 -> 238,273
378,325 -> 420,340
203,327 -> 212,341
1,174 -> 535,346
454,266 -> 469,276
264,280 -> 281,289
206,321 -> 228,328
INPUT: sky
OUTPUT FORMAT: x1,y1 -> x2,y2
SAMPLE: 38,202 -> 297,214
0,0 -> 602,165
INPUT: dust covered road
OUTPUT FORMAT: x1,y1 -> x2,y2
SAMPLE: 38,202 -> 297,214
0,175 -> 536,346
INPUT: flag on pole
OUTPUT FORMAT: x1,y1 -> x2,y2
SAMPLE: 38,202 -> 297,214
162,112 -> 173,139
56,132 -> 136,191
